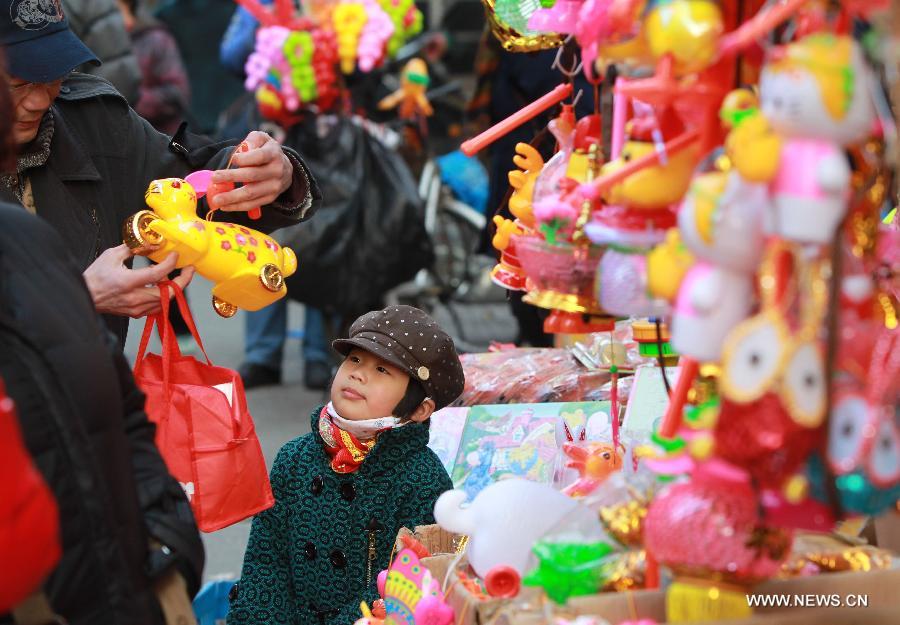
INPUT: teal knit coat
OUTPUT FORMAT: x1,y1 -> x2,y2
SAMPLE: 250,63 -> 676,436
227,406 -> 453,625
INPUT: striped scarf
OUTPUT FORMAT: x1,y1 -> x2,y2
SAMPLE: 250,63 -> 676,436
317,404 -> 378,474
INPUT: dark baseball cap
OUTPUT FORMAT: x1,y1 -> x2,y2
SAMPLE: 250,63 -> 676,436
1,0 -> 99,83
333,306 -> 466,410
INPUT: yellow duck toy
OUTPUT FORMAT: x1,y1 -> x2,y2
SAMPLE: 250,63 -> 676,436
601,108 -> 698,212
123,178 -> 298,318
377,58 -> 434,119
721,87 -> 782,183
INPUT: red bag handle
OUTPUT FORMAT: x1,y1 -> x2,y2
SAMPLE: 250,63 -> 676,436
134,281 -> 249,440
134,281 -> 212,380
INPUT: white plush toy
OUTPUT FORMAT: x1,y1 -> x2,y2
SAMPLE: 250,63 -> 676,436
434,479 -> 602,580
670,171 -> 767,363
758,34 -> 875,245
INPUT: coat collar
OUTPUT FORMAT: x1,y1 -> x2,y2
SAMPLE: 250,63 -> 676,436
309,405 -> 431,470
47,104 -> 102,183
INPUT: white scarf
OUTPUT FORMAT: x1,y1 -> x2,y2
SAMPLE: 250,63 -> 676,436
326,402 -> 402,440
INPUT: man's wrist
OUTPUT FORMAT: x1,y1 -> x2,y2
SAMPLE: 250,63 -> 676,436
269,149 -> 314,217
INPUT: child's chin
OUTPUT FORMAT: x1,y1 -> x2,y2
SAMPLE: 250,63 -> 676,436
331,397 -> 367,420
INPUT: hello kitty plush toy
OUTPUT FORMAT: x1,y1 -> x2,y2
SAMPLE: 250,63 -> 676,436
757,34 -> 875,245
670,170 -> 767,363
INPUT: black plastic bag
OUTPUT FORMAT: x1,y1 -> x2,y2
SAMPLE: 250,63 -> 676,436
279,116 -> 433,316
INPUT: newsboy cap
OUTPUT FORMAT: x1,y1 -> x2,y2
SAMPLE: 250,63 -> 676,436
1,0 -> 99,83
333,305 -> 465,410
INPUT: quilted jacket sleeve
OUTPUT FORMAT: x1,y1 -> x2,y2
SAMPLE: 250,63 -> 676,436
62,0 -> 141,104
227,442 -> 297,625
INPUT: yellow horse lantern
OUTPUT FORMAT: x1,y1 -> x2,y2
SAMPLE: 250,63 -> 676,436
123,178 -> 298,317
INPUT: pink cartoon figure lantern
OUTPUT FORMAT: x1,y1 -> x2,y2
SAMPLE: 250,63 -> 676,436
355,547 -> 453,625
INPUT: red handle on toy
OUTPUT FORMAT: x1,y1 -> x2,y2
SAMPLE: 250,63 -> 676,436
587,129 -> 700,198
718,0 -> 807,58
658,357 -> 699,439
461,83 -> 574,156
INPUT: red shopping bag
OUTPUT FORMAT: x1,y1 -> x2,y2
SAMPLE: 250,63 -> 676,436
134,281 -> 274,532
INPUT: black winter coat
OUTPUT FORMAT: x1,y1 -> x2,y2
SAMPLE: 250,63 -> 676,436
0,203 -> 203,625
21,72 -> 319,345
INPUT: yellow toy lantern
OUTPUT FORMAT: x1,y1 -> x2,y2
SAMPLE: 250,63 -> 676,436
123,178 -> 298,318
377,58 -> 434,119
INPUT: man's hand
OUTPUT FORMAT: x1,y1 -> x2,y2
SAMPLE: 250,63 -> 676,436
208,131 -> 293,213
83,245 -> 195,318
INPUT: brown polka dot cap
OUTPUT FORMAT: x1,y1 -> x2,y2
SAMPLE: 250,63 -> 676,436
332,305 -> 465,410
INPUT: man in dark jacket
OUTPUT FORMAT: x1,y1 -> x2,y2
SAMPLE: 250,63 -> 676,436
1,0 -> 320,345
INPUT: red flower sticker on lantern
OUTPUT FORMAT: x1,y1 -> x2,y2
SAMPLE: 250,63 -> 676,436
247,251 -> 257,263
249,236 -> 258,247
239,227 -> 251,235
236,234 -> 248,246
215,227 -> 226,235
221,241 -> 232,251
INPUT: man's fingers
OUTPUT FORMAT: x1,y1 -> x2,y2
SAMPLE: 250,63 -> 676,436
229,144 -> 280,169
241,131 -> 269,149
214,182 -> 281,211
129,252 -> 178,286
211,165 -> 270,184
108,243 -> 137,263
172,266 -> 196,290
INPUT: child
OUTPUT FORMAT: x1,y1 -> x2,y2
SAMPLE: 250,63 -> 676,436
228,305 -> 465,625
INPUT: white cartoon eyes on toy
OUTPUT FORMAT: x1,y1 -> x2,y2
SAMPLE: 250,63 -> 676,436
866,412 -> 900,488
781,340 -> 827,428
720,312 -> 788,403
827,392 -> 869,474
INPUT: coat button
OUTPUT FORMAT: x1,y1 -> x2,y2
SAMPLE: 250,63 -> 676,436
329,549 -> 347,569
304,542 -> 317,560
311,475 -> 324,495
60,85 -> 70,94
339,482 -> 356,502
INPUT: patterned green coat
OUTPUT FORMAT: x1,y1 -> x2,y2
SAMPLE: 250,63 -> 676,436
227,406 -> 453,625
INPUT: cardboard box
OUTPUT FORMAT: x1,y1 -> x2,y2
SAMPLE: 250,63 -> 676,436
496,606 -> 900,625
394,524 -> 464,556
422,557 -> 900,625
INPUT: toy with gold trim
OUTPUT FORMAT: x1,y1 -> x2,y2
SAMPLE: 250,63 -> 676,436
123,178 -> 297,318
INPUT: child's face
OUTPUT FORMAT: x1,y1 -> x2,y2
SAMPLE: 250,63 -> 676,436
330,348 -> 410,421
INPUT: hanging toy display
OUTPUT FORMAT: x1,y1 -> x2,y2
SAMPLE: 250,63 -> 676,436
238,0 -> 339,119
481,0 -> 566,52
123,178 -> 297,318
378,0 -> 423,57
444,1 -> 900,622
750,34 -> 877,244
590,105 -> 699,319
644,460 -> 793,622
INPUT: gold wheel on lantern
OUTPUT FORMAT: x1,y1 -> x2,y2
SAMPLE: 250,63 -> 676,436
212,295 -> 238,318
259,264 -> 284,292
122,210 -> 164,254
